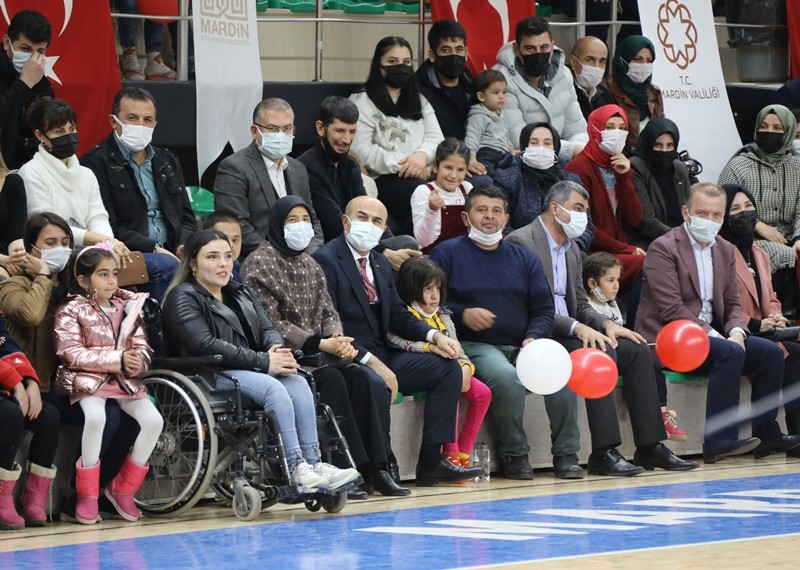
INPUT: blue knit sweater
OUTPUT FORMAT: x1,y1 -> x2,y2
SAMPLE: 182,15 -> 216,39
429,236 -> 554,346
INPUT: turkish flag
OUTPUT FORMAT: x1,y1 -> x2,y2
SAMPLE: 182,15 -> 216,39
0,0 -> 121,154
430,0 -> 536,76
789,0 -> 799,78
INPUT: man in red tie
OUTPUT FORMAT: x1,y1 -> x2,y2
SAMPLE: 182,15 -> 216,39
313,196 -> 484,485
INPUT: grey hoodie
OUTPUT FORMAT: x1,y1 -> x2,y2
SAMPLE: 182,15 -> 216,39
465,103 -> 512,155
493,42 -> 588,160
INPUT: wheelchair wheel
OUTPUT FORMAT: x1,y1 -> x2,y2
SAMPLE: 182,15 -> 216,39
232,485 -> 262,521
210,434 -> 279,511
321,492 -> 347,514
136,372 -> 218,516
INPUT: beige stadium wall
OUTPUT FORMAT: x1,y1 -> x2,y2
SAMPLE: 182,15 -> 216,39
253,11 -> 740,84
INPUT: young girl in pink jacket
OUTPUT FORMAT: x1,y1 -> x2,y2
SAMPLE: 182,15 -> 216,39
55,244 -> 163,524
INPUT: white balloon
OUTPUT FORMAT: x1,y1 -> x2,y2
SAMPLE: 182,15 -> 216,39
515,339 -> 572,395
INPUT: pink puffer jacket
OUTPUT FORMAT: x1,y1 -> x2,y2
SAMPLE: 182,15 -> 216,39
54,288 -> 152,397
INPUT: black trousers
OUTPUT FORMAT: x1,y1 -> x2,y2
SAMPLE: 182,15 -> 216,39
0,395 -> 60,470
375,174 -> 427,235
780,341 -> 800,434
556,336 -> 666,450
314,363 -> 392,471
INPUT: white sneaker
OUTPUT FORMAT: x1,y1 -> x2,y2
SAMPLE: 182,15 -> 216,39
311,463 -> 360,490
290,461 -> 328,490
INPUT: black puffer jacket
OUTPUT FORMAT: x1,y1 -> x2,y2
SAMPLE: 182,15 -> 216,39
162,280 -> 283,372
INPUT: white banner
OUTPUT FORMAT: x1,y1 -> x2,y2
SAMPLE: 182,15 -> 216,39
193,0 -> 263,178
638,0 -> 742,182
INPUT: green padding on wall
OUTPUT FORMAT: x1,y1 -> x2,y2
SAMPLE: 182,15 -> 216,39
663,370 -> 709,383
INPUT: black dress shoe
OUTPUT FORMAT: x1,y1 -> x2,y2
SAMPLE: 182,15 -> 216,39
372,469 -> 412,496
587,448 -> 644,476
347,487 -> 369,500
415,459 -> 484,487
787,446 -> 800,458
703,437 -> 760,463
753,434 -> 800,459
633,443 -> 699,471
502,454 -> 534,480
386,461 -> 402,485
553,454 -> 584,479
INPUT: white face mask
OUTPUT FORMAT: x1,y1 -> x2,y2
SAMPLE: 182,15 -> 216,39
792,139 -> 800,155
35,246 -> 72,274
258,130 -> 294,160
522,146 -> 557,170
555,204 -> 588,239
575,63 -> 605,90
467,220 -> 503,247
345,217 -> 383,252
626,62 -> 653,84
113,116 -> 154,152
599,129 -> 628,155
6,39 -> 32,73
686,214 -> 721,244
591,286 -> 611,304
283,221 -> 314,251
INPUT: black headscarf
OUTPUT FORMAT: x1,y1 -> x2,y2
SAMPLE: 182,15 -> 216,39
519,122 -> 562,192
720,183 -> 759,252
635,117 -> 682,227
266,195 -> 314,257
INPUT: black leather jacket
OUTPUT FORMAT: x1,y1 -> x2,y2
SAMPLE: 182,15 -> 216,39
162,280 -> 284,372
81,133 -> 197,253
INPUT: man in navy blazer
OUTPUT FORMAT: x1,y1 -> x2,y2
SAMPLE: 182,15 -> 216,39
313,196 -> 484,485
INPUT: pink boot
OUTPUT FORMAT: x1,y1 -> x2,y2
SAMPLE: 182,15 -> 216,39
75,458 -> 101,525
20,463 -> 57,527
105,455 -> 149,522
0,465 -> 24,530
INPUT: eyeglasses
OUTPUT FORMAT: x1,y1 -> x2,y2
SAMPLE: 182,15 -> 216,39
255,123 -> 295,135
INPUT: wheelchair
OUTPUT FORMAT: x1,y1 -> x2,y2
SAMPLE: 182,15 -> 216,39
133,354 -> 362,521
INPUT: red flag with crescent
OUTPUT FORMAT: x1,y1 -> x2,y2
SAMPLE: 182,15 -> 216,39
430,0 -> 536,76
0,0 -> 121,155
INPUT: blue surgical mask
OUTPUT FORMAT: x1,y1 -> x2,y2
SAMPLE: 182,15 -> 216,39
258,130 -> 294,159
687,215 -> 721,244
283,221 -> 314,251
7,40 -> 32,73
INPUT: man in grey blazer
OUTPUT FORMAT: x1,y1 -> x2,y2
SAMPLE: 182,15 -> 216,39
214,98 -> 324,259
507,180 -> 697,476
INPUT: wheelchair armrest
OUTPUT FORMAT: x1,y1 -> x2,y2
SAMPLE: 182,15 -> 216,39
151,354 -> 223,370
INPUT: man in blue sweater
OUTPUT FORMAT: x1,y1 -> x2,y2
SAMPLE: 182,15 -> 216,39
430,185 -> 567,479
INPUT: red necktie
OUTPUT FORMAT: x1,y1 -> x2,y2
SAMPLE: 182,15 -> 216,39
358,257 -> 377,303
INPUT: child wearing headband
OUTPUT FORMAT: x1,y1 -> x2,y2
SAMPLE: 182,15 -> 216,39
54,244 -> 163,525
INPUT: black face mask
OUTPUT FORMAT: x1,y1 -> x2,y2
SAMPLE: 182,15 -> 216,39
321,134 -> 348,163
520,52 -> 550,78
46,132 -> 79,159
650,149 -> 678,173
755,131 -> 785,154
382,64 -> 414,88
727,210 -> 758,237
433,54 -> 466,80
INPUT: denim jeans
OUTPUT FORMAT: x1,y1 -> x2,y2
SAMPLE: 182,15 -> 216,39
219,370 -> 321,470
462,341 -> 579,458
114,0 -> 164,52
141,252 -> 179,302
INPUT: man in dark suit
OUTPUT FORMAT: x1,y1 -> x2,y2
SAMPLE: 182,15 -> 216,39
312,196 -> 483,485
508,180 -> 697,476
214,98 -> 323,259
81,86 -> 195,301
636,182 -> 800,462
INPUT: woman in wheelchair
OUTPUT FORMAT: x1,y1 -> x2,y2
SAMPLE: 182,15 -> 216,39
162,229 -> 361,492
241,195 -> 411,497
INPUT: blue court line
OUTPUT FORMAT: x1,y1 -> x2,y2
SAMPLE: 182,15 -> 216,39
5,473 -> 800,569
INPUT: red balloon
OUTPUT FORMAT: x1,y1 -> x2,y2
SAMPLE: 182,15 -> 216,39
567,348 -> 619,399
137,0 -> 179,25
655,320 -> 710,372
